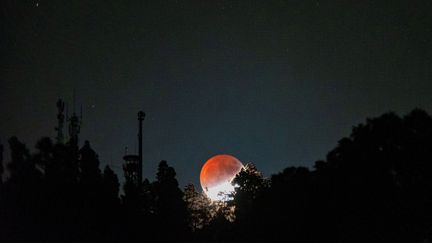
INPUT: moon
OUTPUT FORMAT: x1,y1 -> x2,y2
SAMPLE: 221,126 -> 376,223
200,154 -> 243,201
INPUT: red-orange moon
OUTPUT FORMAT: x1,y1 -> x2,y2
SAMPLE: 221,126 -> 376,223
200,154 -> 243,194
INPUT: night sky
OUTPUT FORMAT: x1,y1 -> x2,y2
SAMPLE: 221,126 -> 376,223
1,0 -> 431,187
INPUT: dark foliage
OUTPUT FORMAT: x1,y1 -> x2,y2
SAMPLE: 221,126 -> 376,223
1,109 -> 432,242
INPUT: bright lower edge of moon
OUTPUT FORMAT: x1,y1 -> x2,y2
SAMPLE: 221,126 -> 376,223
206,181 -> 237,201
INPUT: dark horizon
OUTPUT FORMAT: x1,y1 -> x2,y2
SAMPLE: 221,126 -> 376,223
0,103 -> 429,187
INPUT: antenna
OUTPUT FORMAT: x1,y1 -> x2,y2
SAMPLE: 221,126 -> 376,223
55,99 -> 65,144
67,90 -> 82,147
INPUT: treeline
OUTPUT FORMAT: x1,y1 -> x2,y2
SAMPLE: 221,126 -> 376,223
1,109 -> 432,243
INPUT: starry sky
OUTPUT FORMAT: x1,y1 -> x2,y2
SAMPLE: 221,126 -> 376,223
1,0 -> 431,187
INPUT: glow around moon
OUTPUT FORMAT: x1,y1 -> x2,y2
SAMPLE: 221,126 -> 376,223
200,154 -> 243,201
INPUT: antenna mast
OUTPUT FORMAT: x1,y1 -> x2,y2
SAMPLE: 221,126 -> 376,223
55,99 -> 65,144
68,91 -> 82,147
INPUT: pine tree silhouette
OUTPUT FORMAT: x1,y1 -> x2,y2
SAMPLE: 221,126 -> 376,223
1,109 -> 432,243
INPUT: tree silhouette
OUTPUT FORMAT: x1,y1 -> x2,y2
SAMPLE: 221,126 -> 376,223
0,142 -> 3,184
1,108 -> 432,242
151,160 -> 190,242
231,163 -> 268,217
184,183 -> 213,230
1,137 -> 45,242
312,110 -> 432,242
79,140 -> 101,183
102,165 -> 120,203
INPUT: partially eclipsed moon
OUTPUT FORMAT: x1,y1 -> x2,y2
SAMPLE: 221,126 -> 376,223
200,154 -> 243,201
